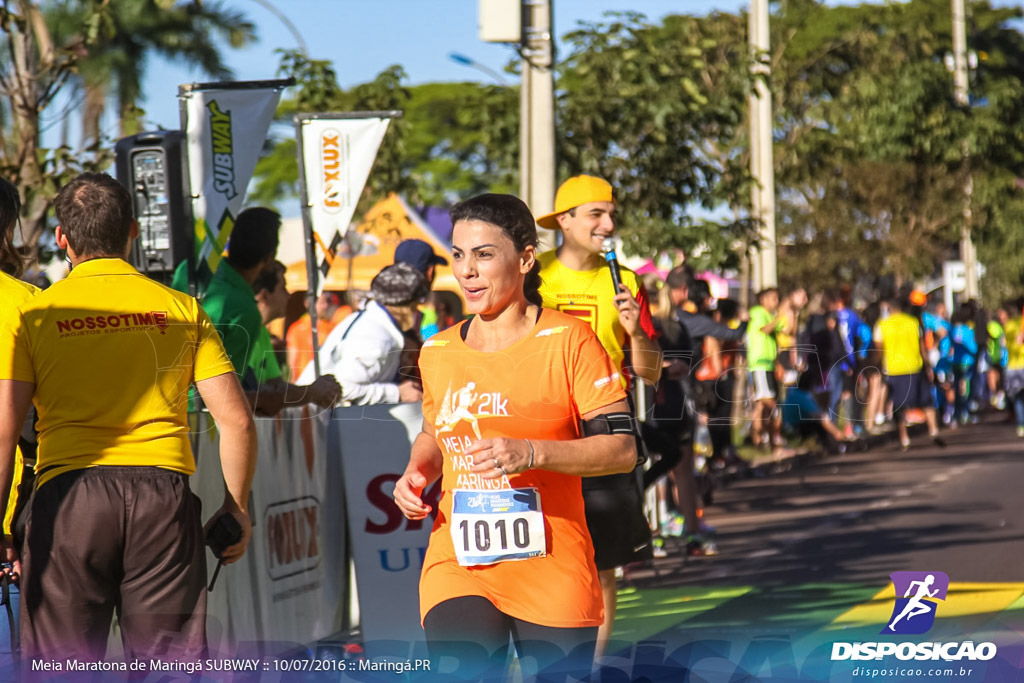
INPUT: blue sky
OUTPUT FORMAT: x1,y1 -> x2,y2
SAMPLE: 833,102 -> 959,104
70,0 -> 1018,223
65,0 -> 1023,143
134,0 -> 746,132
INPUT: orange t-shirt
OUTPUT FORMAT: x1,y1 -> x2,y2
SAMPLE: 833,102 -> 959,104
417,309 -> 626,628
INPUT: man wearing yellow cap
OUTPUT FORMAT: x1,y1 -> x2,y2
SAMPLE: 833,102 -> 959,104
536,175 -> 662,660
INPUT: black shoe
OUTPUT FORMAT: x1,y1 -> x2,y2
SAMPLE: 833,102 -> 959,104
931,434 -> 947,448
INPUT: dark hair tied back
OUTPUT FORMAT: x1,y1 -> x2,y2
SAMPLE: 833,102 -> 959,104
0,176 -> 24,277
449,194 -> 543,307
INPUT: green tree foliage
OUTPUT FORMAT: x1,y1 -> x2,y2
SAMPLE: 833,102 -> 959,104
772,0 -> 1024,298
45,0 -> 256,143
1,0 -> 110,265
558,11 -> 757,270
251,50 -> 416,216
402,81 -> 518,205
1,0 -> 255,267
255,12 -> 756,272
252,1 -> 1024,294
252,52 -> 519,212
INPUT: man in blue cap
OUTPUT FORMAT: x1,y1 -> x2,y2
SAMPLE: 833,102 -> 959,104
395,239 -> 447,286
394,239 -> 448,338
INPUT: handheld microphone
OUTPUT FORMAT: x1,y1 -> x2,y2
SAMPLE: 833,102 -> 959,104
601,238 -> 623,295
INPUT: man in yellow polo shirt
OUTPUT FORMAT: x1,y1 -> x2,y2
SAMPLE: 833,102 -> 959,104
535,175 -> 662,661
874,296 -> 945,451
0,173 -> 257,662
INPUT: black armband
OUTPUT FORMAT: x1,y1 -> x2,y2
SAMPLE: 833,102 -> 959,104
581,412 -> 639,437
581,412 -> 647,468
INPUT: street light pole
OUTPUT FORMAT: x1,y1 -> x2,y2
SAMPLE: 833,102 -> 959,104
952,0 -> 979,300
748,0 -> 777,290
248,0 -> 308,55
448,53 -> 509,85
520,0 -> 557,253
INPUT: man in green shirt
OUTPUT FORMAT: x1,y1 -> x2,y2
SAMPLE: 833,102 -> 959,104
174,207 -> 289,414
248,261 -> 340,413
747,288 -> 785,452
196,208 -> 280,378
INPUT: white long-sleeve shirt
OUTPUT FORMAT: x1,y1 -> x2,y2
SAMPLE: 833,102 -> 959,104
297,300 -> 404,405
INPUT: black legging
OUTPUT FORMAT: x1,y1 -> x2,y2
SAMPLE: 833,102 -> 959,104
708,376 -> 735,460
423,596 -> 597,682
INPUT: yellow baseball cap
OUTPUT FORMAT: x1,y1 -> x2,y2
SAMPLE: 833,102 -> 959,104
535,175 -> 615,230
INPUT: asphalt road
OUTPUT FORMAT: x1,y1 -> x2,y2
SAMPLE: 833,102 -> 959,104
631,413 -> 1024,588
605,415 -> 1024,681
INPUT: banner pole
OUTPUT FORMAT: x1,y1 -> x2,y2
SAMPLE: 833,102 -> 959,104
177,87 -> 198,300
295,116 -> 323,380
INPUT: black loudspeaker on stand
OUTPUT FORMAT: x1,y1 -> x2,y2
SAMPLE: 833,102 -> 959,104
114,131 -> 192,284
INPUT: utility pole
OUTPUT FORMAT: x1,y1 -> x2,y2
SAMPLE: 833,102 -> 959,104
520,0 -> 557,252
748,0 -> 777,290
952,0 -> 979,300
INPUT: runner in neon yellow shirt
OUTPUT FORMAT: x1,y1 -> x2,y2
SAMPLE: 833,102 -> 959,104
873,297 -> 945,451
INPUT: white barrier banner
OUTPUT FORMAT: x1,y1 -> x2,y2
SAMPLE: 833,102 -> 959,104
192,407 -> 342,652
332,403 -> 433,649
182,82 -> 283,278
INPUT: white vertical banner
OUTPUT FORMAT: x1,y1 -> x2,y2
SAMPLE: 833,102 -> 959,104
180,80 -> 288,280
333,403 -> 433,655
295,113 -> 395,293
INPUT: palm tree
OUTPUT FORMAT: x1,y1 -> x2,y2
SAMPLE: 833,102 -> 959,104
47,0 -> 256,145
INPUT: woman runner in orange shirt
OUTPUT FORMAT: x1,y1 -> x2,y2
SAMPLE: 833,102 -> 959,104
393,194 -> 637,681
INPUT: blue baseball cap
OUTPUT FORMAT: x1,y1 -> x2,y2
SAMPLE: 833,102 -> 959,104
394,239 -> 448,274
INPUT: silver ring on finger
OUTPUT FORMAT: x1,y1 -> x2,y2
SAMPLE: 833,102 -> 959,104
499,466 -> 508,476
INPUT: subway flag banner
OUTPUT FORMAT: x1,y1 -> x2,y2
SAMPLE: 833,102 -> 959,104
296,115 -> 391,294
181,81 -> 285,293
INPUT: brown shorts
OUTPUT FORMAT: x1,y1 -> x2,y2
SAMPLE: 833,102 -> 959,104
19,466 -> 207,662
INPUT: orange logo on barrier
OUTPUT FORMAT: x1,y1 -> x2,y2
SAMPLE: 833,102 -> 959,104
265,496 -> 320,580
321,129 -> 342,213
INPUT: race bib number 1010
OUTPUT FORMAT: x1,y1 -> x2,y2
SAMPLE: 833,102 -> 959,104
450,488 -> 546,566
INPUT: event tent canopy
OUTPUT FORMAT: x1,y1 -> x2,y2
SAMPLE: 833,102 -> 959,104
284,193 -> 462,301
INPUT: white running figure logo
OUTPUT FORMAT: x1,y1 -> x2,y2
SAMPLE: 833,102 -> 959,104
888,574 -> 939,631
436,381 -> 483,440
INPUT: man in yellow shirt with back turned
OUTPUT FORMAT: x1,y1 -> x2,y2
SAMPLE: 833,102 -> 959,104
874,296 -> 945,451
0,173 -> 257,662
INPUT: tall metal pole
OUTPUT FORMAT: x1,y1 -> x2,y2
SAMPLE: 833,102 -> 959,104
952,0 -> 978,300
521,0 -> 557,253
748,0 -> 777,290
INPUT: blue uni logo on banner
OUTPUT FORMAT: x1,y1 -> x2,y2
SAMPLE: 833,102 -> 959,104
883,571 -> 949,635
